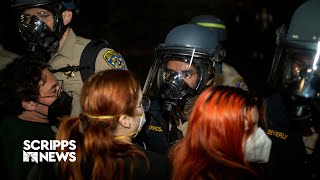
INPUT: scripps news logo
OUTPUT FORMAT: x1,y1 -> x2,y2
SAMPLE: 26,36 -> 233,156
23,140 -> 76,163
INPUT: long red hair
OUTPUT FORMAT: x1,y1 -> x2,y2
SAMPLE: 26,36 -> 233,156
170,86 -> 258,180
56,69 -> 148,180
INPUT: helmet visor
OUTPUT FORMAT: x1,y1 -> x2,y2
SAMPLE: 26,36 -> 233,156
157,57 -> 201,90
282,47 -> 320,98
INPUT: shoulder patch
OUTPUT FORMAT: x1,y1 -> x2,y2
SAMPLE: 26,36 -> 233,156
233,77 -> 245,88
103,50 -> 125,70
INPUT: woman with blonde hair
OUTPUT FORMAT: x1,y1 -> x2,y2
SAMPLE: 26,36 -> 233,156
54,69 -> 171,180
170,86 -> 271,180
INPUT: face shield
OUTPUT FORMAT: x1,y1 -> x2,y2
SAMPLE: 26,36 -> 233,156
269,40 -> 320,125
144,46 -> 214,123
282,46 -> 320,99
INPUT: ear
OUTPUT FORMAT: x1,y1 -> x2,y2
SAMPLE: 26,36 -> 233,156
118,115 -> 132,129
62,10 -> 73,26
21,101 -> 37,111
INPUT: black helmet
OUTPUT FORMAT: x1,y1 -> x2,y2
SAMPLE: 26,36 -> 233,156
268,0 -> 320,121
188,14 -> 227,42
143,24 -> 221,119
12,0 -> 75,11
11,0 -> 75,54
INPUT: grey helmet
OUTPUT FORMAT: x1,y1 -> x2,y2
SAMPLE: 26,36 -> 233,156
143,24 -> 221,117
268,0 -> 320,120
188,14 -> 227,42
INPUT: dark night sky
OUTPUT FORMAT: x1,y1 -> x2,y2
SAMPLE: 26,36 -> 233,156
0,0 -> 306,96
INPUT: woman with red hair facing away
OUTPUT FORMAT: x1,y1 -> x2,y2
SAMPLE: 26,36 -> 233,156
170,86 -> 271,180
29,69 -> 171,180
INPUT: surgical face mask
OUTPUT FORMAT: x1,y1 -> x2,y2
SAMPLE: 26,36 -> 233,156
245,127 -> 272,163
132,113 -> 146,138
18,15 -> 59,53
37,91 -> 73,126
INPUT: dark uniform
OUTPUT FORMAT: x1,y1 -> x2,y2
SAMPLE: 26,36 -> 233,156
137,24 -> 221,153
266,93 -> 308,179
266,0 -> 320,179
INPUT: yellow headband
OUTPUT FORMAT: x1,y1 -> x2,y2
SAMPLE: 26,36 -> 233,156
84,113 -> 116,119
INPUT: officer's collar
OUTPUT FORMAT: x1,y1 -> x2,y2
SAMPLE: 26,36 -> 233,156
52,28 -> 76,61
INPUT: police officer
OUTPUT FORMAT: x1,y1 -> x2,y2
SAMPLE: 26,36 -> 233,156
11,0 -> 126,115
189,14 -> 248,91
267,0 -> 320,179
137,24 -> 221,153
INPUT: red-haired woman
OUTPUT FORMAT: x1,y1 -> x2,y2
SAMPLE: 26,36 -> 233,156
30,69 -> 171,180
170,86 -> 271,180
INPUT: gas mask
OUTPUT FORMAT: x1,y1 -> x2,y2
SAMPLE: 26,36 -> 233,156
19,15 -> 59,54
158,62 -> 199,122
280,49 -> 320,125
269,43 -> 320,126
37,91 -> 73,126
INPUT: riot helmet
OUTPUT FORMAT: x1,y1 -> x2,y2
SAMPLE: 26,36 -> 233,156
143,24 -> 221,121
11,0 -> 75,54
188,14 -> 227,42
268,0 -> 320,121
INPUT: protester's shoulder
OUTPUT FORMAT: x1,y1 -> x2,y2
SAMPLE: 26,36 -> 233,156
95,47 -> 126,71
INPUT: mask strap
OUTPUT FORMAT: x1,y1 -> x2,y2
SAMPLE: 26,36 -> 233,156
36,101 -> 50,107
34,108 -> 47,117
85,113 -> 115,119
84,113 -> 143,138
34,101 -> 50,116
114,131 -> 138,140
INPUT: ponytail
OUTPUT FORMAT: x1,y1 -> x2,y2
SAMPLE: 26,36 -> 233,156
56,114 -> 149,180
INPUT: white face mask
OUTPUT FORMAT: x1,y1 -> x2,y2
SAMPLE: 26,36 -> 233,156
245,127 -> 272,163
133,113 -> 146,138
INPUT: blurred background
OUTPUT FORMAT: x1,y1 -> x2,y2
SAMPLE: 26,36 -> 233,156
0,0 -> 306,96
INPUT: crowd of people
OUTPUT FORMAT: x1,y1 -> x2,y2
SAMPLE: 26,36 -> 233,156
0,0 -> 319,180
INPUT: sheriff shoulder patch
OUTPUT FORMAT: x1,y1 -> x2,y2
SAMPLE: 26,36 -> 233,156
103,50 -> 125,70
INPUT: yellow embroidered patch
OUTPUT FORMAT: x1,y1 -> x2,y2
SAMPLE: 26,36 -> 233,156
103,50 -> 125,70
233,77 -> 245,88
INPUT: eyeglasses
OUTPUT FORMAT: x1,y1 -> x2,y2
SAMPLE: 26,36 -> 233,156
136,96 -> 151,112
39,80 -> 64,98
